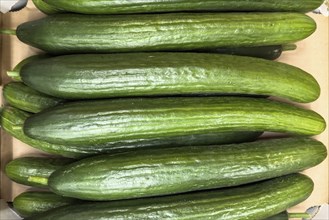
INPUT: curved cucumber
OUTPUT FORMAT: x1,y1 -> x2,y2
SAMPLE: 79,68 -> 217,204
24,97 -> 326,146
13,191 -> 78,218
44,0 -> 323,14
3,82 -> 64,113
16,13 -> 316,54
5,157 -> 73,188
29,174 -> 314,220
20,53 -> 318,102
0,106 -> 261,158
48,137 -> 326,201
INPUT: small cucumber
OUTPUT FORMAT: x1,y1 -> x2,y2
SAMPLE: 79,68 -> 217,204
3,82 -> 64,113
23,97 -> 326,146
13,191 -> 78,218
27,174 -> 314,220
48,137 -> 327,201
0,106 -> 262,158
5,157 -> 73,188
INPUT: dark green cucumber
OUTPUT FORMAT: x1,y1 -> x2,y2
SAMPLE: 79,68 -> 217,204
24,97 -> 326,146
48,137 -> 326,201
16,13 -> 315,54
20,53 -> 318,102
29,174 -> 314,220
3,82 -> 64,113
7,55 -> 48,81
0,106 -> 261,158
44,0 -> 323,14
13,191 -> 78,218
5,157 -> 73,188
32,0 -> 64,14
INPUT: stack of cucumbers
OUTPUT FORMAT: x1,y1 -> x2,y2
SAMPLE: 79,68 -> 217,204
1,0 -> 327,219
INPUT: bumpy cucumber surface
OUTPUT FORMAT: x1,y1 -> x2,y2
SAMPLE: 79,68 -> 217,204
44,0 -> 323,14
24,97 -> 326,146
5,157 -> 73,188
3,82 -> 63,113
32,0 -> 64,14
28,174 -> 314,220
13,191 -> 78,218
0,106 -> 261,158
16,13 -> 316,54
20,53 -> 319,102
48,137 -> 326,201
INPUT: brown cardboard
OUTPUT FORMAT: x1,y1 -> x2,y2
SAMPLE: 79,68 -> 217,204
1,2 -> 328,213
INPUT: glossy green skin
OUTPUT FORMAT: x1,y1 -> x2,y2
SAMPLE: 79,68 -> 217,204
28,174 -> 313,220
44,0 -> 323,14
0,106 -> 261,158
265,212 -> 289,220
14,191 -> 78,218
48,137 -> 327,201
32,0 -> 64,14
16,13 -> 315,54
20,53 -> 319,102
24,97 -> 326,146
5,157 -> 73,188
3,82 -> 64,113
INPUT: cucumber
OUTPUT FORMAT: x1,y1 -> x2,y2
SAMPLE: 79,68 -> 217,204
32,0 -> 64,14
7,55 -> 48,81
16,13 -> 315,54
3,82 -> 64,113
5,157 -> 73,188
24,97 -> 326,146
48,137 -> 326,201
20,53 -> 318,102
0,106 -> 261,158
13,191 -> 78,218
28,173 -> 314,220
44,0 -> 323,14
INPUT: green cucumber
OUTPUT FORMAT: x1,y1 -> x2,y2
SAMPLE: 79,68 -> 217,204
7,55 -> 48,81
28,173 -> 314,220
3,82 -> 64,113
5,157 -> 73,188
44,0 -> 323,14
32,0 -> 64,14
48,137 -> 326,201
13,191 -> 78,218
16,13 -> 315,54
20,52 -> 318,102
24,97 -> 326,146
0,106 -> 261,158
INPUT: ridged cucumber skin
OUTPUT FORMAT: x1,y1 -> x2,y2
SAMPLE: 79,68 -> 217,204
24,97 -> 326,146
3,82 -> 64,113
0,106 -> 261,158
32,0 -> 64,14
48,137 -> 327,201
16,13 -> 316,54
20,53 -> 319,103
13,191 -> 78,218
29,174 -> 314,220
5,157 -> 73,188
44,0 -> 323,14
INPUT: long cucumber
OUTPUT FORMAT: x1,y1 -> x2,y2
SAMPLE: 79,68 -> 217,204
19,53 -> 318,102
23,97 -> 326,146
27,174 -> 314,220
15,13 -> 316,54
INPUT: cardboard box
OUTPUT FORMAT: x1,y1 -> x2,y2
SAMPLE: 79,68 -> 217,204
1,1 -> 328,216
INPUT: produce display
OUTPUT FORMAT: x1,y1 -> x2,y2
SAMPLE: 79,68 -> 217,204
0,0 -> 327,219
